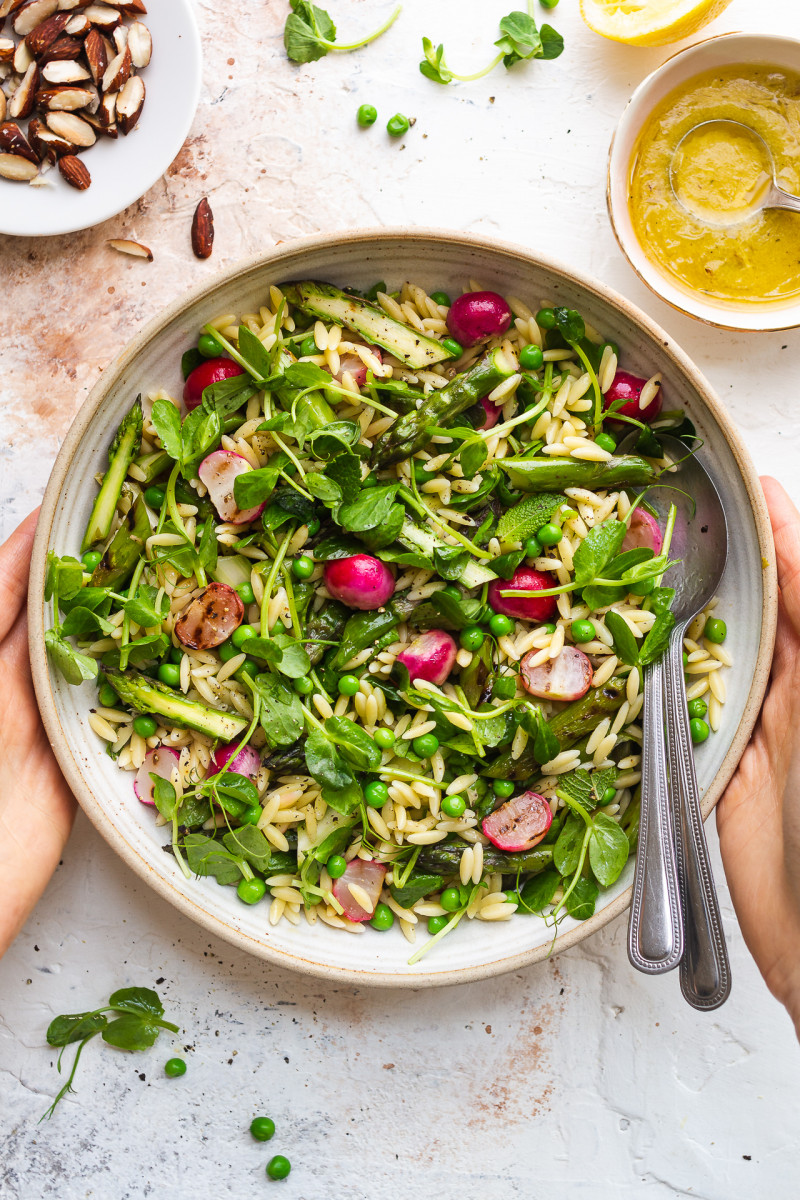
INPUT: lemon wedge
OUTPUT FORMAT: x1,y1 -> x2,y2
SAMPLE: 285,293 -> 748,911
580,0 -> 734,47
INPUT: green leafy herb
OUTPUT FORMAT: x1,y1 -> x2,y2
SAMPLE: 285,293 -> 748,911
44,630 -> 99,686
420,6 -> 563,86
496,492 -> 565,543
325,714 -> 382,771
251,672 -> 306,747
587,813 -> 630,887
305,728 -> 355,789
603,610 -> 641,667
285,1 -> 401,65
564,875 -> 598,920
638,609 -> 676,667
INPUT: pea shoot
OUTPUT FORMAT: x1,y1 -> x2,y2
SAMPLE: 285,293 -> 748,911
284,3 -> 401,65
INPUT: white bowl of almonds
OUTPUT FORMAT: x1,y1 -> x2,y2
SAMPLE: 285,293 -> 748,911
0,0 -> 201,235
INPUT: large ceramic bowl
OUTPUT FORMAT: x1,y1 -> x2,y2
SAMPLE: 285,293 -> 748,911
29,229 -> 777,987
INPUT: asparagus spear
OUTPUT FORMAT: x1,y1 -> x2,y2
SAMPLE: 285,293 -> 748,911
90,486 -> 150,590
81,398 -> 143,551
417,837 -> 553,876
103,669 -> 248,741
371,349 -> 514,466
499,454 -> 658,493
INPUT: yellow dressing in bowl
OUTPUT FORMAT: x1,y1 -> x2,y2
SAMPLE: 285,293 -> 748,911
629,65 -> 800,305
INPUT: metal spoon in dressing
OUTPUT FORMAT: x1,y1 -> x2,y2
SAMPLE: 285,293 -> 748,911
669,119 -> 800,227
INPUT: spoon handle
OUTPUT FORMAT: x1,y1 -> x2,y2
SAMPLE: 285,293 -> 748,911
627,655 -> 683,973
771,184 -> 800,215
664,629 -> 732,1010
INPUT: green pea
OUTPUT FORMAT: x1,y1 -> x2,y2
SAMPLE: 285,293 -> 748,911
519,343 -> 544,371
412,733 -> 439,759
536,307 -> 556,330
594,432 -> 616,453
218,640 -> 240,662
688,698 -> 708,719
338,674 -> 360,697
459,627 -> 485,652
250,1117 -> 275,1142
98,683 -> 118,708
441,336 -> 463,357
360,473 -> 378,488
524,535 -> 542,559
440,886 -> 462,912
266,1156 -> 291,1181
537,523 -> 563,547
441,793 -> 466,818
236,659 -> 258,681
412,461 -> 436,483
542,623 -> 557,634
370,903 -> 394,931
158,663 -> 181,687
164,1058 -> 186,1078
292,555 -> 314,580
440,585 -> 461,599
704,617 -> 727,644
493,779 -> 515,798
430,291 -> 451,307
540,0 -> 559,7
240,804 -> 263,826
427,916 -> 449,935
198,332 -> 222,358
601,786 -> 617,805
326,855 -> 347,879
387,112 -> 410,138
306,517 -> 321,536
144,486 -> 165,510
357,102 -> 378,127
628,576 -> 655,596
571,619 -> 595,644
133,715 -> 157,738
81,550 -> 102,572
690,718 -> 710,745
236,581 -> 255,605
294,675 -> 314,695
299,335 -> 319,357
231,624 -> 257,648
489,613 -> 514,637
364,780 -> 389,805
237,877 -> 267,905
373,727 -> 395,751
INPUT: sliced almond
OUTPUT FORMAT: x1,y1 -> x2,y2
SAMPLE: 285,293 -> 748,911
13,0 -> 58,37
64,13 -> 90,37
13,36 -> 32,71
28,114 -> 74,160
0,0 -> 26,21
84,4 -> 120,31
0,118 -> 38,161
46,108 -> 95,145
36,83 -> 93,110
0,37 -> 15,62
24,9 -> 68,56
115,69 -> 141,133
83,27 -> 106,83
108,237 -> 152,260
41,34 -> 82,62
97,87 -> 114,125
0,150 -> 38,179
41,58 -> 89,82
8,61 -> 38,118
100,43 -> 129,92
58,151 -> 90,189
191,197 -> 214,260
105,1 -> 147,13
0,93 -> 5,123
126,18 -> 149,68
111,21 -> 126,51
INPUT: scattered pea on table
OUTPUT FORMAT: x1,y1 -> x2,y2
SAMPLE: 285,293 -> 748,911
357,103 -> 378,127
266,1155 -> 291,1181
164,1058 -> 186,1078
387,113 -> 410,137
250,1117 -> 276,1142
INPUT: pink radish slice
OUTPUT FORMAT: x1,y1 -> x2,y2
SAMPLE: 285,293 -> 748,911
198,449 -> 266,525
603,370 -> 662,423
323,555 -> 395,611
335,348 -> 382,388
210,741 -> 261,778
332,859 -> 387,922
622,507 -> 663,555
134,746 -> 180,806
476,396 -> 500,430
175,581 -> 244,650
488,567 -> 558,623
482,791 -> 553,852
446,291 -> 512,347
396,629 -> 458,686
520,645 -> 593,702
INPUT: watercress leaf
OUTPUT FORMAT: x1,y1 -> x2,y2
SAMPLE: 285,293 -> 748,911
588,813 -> 630,887
460,439 -> 488,479
150,398 -> 182,462
201,374 -> 259,420
272,486 -> 316,524
378,546 -> 433,569
564,875 -> 598,920
45,630 -> 99,686
108,987 -> 165,1020
390,873 -> 442,908
602,548 -> 653,579
358,503 -> 406,552
518,868 -> 561,913
553,306 -> 586,344
433,545 -> 469,582
123,589 -> 165,628
305,472 -> 342,507
540,23 -> 564,59
572,518 -> 627,587
333,608 -> 399,669
215,773 -> 260,807
151,775 -> 177,821
222,825 -> 271,873
233,451 -> 291,510
326,449 -> 362,505
647,586 -> 675,616
581,582 -> 627,612
325,715 -> 382,771
320,778 -> 363,816
46,553 -> 85,603
603,610 -> 641,667
419,37 -> 452,84
176,792 -> 213,828
497,493 -> 566,543
196,513 -> 218,572
272,633 -> 311,679
252,673 -> 305,747
337,485 -> 398,532
47,1011 -> 108,1047
60,587 -> 113,617
237,325 -> 272,381
61,606 -> 114,638
180,405 -> 221,477
312,533 -> 362,561
491,548 -> 527,581
284,361 -> 332,389
259,414 -> 291,432
495,11 -> 542,68
261,502 -> 295,532
305,728 -> 354,789
284,10 -> 329,63
309,421 -> 360,460
124,633 -> 169,666
638,610 -> 676,667
182,831 -> 243,885
311,819 -> 356,864
553,812 -> 584,876
101,1013 -> 161,1052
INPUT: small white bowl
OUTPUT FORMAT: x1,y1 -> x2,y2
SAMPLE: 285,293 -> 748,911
608,32 -> 800,332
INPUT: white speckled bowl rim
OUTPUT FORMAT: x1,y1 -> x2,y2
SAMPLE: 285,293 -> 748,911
607,31 -> 800,332
29,228 -> 777,987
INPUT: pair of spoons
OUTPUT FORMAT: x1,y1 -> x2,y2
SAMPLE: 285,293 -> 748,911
626,436 -> 731,1010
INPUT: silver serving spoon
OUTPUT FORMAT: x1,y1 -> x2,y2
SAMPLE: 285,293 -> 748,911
656,435 -> 731,1010
669,119 -> 800,228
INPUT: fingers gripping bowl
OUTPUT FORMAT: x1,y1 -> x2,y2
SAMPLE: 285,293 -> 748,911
30,231 -> 776,986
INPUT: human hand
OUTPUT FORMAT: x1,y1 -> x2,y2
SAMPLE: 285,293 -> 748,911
717,477 -> 800,1037
0,511 -> 76,959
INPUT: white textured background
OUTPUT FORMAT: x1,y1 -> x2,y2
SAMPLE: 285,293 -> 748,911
1,1 -> 799,1196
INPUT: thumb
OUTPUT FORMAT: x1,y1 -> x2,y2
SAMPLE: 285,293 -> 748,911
761,478 -> 800,624
0,509 -> 40,644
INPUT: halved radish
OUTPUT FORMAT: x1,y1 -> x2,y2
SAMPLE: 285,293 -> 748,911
482,791 -> 552,852
134,746 -> 180,806
184,358 -> 245,411
476,396 -> 500,430
397,630 -> 458,686
489,567 -> 558,623
335,348 -> 382,388
175,581 -> 244,650
198,450 -> 265,525
603,370 -> 661,423
332,859 -> 386,922
520,645 -> 593,701
622,507 -> 663,555
210,741 -> 260,778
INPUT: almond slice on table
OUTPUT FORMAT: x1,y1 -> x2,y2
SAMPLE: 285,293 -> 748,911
0,37 -> 15,62
108,238 -> 152,260
46,109 -> 95,145
126,19 -> 150,68
0,94 -> 5,123
58,152 -> 89,189
64,14 -> 90,37
41,58 -> 90,82
101,43 -> 129,92
97,89 -> 115,126
8,61 -> 38,119
111,22 -> 126,52
36,84 -> 94,110
41,34 -> 83,62
24,9 -> 68,56
13,0 -> 58,37
0,150 -> 38,179
12,36 -> 32,71
0,119 -> 37,161
115,71 -> 142,133
83,4 -> 121,32
83,27 -> 107,83
191,197 -> 214,259
106,2 -> 148,14
28,114 -> 74,159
